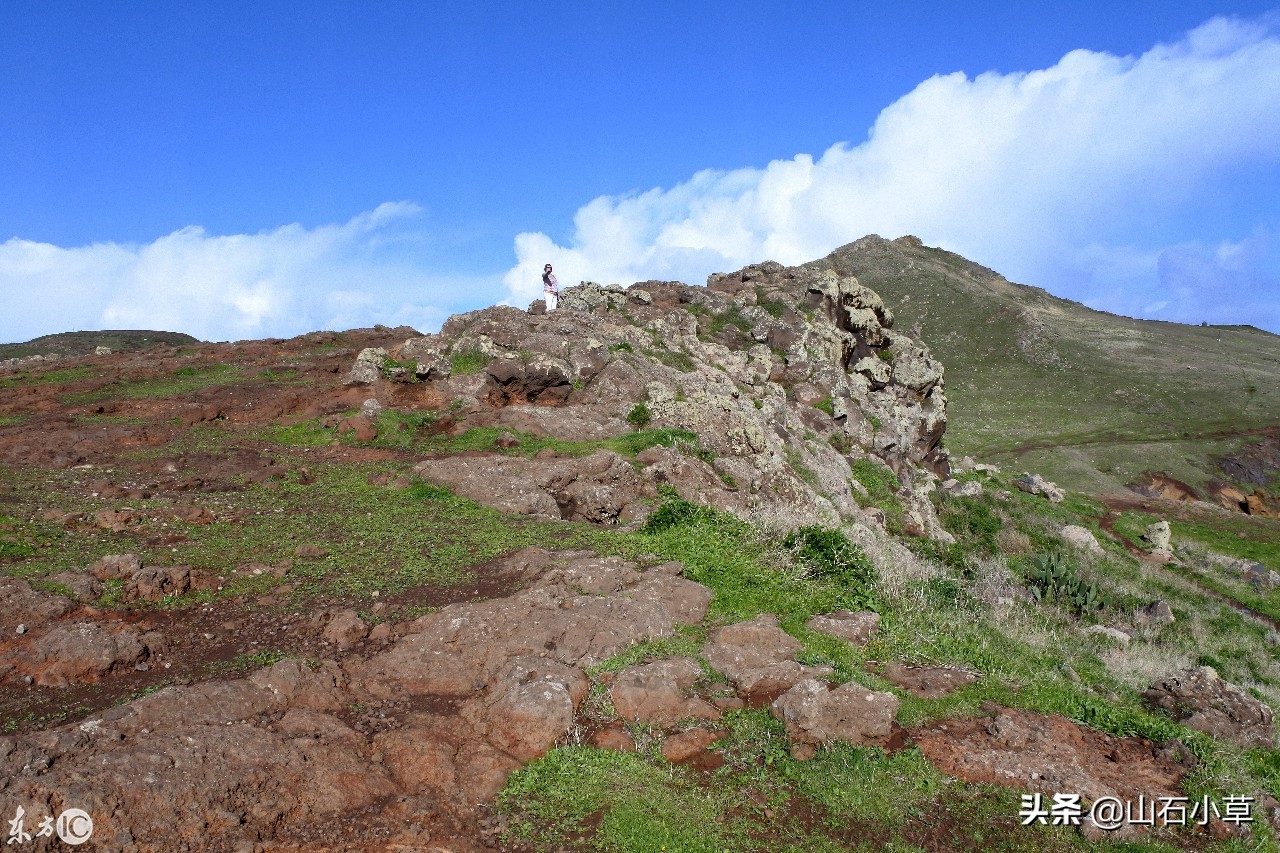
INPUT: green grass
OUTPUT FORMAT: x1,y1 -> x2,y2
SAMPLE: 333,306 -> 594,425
60,363 -> 242,404
0,365 -> 101,388
644,347 -> 697,373
449,347 -> 491,375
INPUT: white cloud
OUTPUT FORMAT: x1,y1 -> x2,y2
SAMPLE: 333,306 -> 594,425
503,16 -> 1280,331
0,202 -> 497,343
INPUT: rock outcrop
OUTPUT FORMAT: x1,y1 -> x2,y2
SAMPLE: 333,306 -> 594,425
382,261 -> 953,538
1142,666 -> 1275,748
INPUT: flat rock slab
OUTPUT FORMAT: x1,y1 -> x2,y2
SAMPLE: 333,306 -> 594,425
805,610 -> 879,646
915,707 -> 1186,811
0,548 -> 713,851
414,451 -> 647,521
610,657 -> 720,726
879,663 -> 978,699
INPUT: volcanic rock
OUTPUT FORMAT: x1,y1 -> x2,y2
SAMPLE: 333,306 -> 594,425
770,678 -> 899,746
1143,666 -> 1274,748
804,610 -> 880,646
610,657 -> 720,726
702,614 -> 832,703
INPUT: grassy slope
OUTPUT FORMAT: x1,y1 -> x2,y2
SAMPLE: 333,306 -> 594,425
808,236 -> 1280,494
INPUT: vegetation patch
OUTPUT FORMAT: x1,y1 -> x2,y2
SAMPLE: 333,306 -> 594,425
448,347 -> 491,376
626,402 -> 652,429
644,347 -> 697,373
1023,552 -> 1111,613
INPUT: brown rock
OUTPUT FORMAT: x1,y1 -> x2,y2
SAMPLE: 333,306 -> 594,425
46,571 -> 103,601
127,564 -> 193,601
915,706 -> 1186,836
880,663 -> 978,699
0,577 -> 75,636
18,621 -> 154,686
590,723 -> 637,752
322,608 -> 368,650
610,657 -> 720,726
702,614 -> 831,701
770,678 -> 899,746
805,610 -> 879,646
1142,666 -> 1274,748
660,727 -> 723,764
87,553 -> 142,579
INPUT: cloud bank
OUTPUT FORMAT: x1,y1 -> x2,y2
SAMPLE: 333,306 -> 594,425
504,16 -> 1280,332
0,203 -> 492,343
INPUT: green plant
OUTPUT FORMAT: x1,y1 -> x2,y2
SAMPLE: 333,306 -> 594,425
643,348 -> 696,373
782,525 -> 878,611
642,497 -> 737,534
449,347 -> 490,376
608,341 -> 633,353
380,355 -> 419,382
755,287 -> 787,319
1024,552 -> 1111,613
626,403 -> 652,429
814,396 -> 835,417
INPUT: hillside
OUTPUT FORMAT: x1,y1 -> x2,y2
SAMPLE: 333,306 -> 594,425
810,236 -> 1280,497
0,329 -> 200,361
1,259 -> 1279,850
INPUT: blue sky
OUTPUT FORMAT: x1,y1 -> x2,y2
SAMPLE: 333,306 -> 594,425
2,1 -> 1279,342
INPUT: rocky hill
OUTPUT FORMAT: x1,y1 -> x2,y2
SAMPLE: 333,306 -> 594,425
811,236 -> 1280,502
0,253 -> 1279,851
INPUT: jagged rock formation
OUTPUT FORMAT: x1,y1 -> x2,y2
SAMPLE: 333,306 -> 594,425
370,259 -> 952,539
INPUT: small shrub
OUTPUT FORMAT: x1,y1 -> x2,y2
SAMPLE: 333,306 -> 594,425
783,525 -> 878,610
626,403 -> 652,429
755,287 -> 787,318
380,355 -> 419,382
608,341 -> 633,353
814,396 -> 835,417
877,348 -> 895,362
642,498 -> 731,533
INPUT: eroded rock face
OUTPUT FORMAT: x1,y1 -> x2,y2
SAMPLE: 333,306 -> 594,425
1142,666 -> 1275,748
373,260 -> 953,538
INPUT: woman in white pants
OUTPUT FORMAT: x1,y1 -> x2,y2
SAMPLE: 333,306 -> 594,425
542,264 -> 559,311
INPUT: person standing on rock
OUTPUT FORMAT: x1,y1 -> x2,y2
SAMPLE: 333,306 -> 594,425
543,264 -> 559,312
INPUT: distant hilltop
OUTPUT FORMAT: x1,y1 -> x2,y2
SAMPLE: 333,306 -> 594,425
0,330 -> 200,362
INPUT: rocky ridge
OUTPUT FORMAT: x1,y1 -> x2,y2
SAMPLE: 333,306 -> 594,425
361,260 -> 951,539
